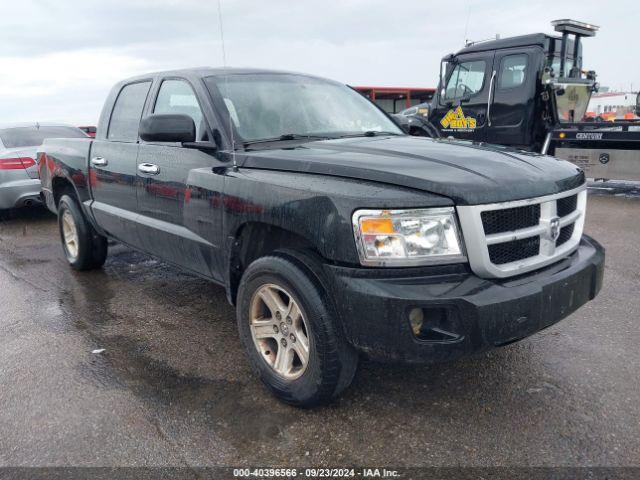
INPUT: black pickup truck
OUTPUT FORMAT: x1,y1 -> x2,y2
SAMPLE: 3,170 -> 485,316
38,68 -> 604,406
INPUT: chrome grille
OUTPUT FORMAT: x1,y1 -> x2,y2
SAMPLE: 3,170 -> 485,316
457,185 -> 587,278
556,223 -> 575,246
557,194 -> 578,217
481,204 -> 540,235
488,236 -> 540,265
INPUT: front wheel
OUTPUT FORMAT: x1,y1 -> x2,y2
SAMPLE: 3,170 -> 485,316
58,194 -> 108,270
236,254 -> 358,407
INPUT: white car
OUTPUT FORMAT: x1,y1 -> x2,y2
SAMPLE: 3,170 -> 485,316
0,123 -> 88,209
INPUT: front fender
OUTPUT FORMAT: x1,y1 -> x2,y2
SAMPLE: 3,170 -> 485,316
222,168 -> 453,265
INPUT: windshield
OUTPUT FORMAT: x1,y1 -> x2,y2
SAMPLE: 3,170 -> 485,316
0,126 -> 87,149
205,74 -> 402,143
444,60 -> 486,100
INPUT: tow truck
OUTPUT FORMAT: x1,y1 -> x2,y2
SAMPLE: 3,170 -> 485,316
397,19 -> 640,181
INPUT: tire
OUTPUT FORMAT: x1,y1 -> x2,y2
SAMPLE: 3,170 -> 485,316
236,254 -> 358,407
57,194 -> 108,270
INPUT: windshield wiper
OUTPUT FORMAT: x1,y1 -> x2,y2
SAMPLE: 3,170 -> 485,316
243,133 -> 330,147
337,131 -> 403,138
365,130 -> 403,137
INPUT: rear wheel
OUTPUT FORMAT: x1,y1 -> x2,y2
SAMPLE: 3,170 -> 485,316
237,254 -> 358,407
57,194 -> 107,270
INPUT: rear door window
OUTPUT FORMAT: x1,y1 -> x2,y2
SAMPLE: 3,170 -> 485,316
444,60 -> 486,100
498,54 -> 528,89
108,81 -> 152,142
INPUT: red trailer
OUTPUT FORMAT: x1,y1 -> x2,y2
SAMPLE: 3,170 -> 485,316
353,86 -> 436,114
78,126 -> 97,138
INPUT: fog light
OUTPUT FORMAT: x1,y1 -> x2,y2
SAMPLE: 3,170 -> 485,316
408,306 -> 463,342
409,308 -> 424,336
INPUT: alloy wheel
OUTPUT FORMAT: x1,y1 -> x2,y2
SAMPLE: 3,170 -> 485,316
249,283 -> 310,379
61,210 -> 79,260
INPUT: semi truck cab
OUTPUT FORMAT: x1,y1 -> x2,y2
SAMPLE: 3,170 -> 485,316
428,19 -> 598,150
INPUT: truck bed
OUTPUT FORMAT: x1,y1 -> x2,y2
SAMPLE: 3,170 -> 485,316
38,137 -> 93,213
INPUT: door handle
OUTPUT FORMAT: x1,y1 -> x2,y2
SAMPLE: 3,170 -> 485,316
90,156 -> 108,167
487,70 -> 497,126
138,163 -> 160,175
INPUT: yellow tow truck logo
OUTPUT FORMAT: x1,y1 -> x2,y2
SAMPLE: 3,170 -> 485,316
440,106 -> 477,130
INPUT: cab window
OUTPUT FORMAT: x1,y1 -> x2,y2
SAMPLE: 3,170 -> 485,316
549,56 -> 574,77
108,81 -> 152,142
154,80 -> 207,141
444,60 -> 486,100
499,55 -> 528,89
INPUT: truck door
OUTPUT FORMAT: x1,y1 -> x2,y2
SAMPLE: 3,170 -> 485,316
486,48 -> 539,146
89,80 -> 151,247
135,78 -> 222,278
431,52 -> 493,142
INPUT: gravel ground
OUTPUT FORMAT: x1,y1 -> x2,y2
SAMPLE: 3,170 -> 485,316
0,188 -> 638,468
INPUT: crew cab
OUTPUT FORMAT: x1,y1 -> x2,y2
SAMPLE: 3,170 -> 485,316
38,68 -> 605,406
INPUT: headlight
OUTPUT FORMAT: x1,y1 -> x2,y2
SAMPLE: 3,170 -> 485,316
352,207 -> 466,266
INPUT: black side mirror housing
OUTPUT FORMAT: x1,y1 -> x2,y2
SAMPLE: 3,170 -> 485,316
139,114 -> 196,143
392,114 -> 411,134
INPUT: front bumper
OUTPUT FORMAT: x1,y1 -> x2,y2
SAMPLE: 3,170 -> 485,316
324,235 -> 605,363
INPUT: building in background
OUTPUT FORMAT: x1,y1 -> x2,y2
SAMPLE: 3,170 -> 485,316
353,86 -> 435,114
586,91 -> 638,120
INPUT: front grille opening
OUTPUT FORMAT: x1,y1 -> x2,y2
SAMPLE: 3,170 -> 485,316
556,223 -> 575,246
557,194 -> 578,217
488,236 -> 540,265
481,204 -> 540,235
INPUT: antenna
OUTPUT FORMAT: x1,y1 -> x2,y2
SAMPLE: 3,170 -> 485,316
463,0 -> 471,46
216,0 -> 237,169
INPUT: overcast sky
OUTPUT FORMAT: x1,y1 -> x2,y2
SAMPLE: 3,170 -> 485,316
1,0 -> 638,125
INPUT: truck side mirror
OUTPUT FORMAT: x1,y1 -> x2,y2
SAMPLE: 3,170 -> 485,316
139,114 -> 196,143
392,115 -> 411,134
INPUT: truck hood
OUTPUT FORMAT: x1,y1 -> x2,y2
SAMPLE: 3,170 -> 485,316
239,136 -> 585,205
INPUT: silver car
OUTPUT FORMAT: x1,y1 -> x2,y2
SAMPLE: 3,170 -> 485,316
0,123 -> 88,209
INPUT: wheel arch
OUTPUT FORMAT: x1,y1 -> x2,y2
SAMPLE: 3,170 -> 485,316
51,175 -> 78,207
226,221 -> 327,306
50,171 -> 103,236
